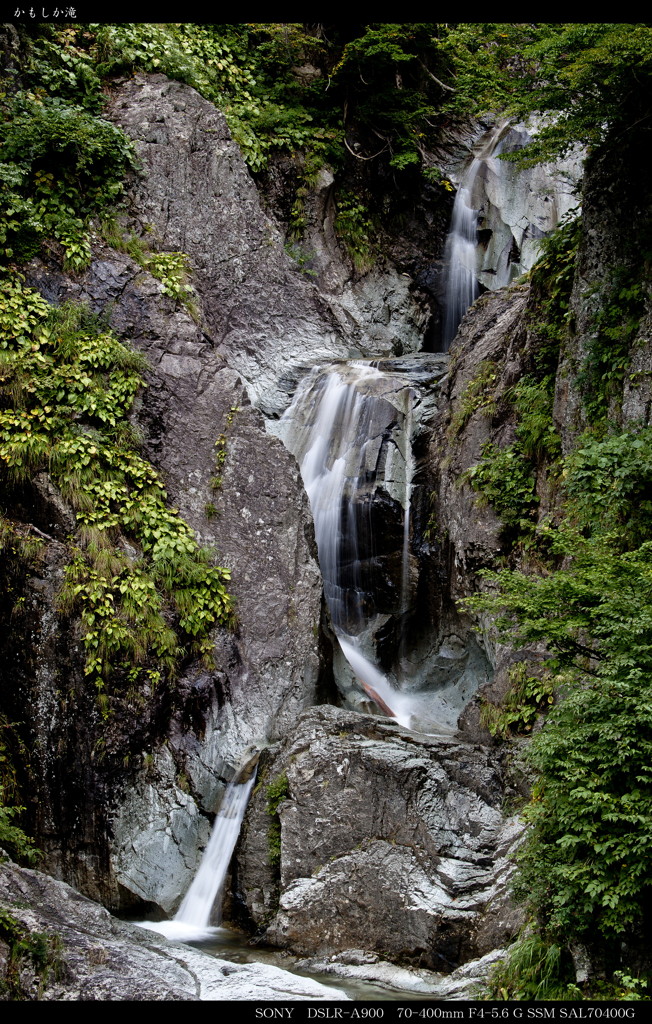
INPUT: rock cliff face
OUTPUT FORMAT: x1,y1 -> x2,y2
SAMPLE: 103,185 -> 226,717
8,74 -> 352,911
553,125 -> 652,444
2,65 -> 592,989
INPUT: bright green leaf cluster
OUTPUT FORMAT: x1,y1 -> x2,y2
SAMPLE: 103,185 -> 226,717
465,441 -> 538,535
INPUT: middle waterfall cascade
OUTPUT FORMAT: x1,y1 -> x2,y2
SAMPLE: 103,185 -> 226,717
140,770 -> 256,942
276,354 -> 452,732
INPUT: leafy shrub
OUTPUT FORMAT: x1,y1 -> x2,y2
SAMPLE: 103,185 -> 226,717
0,94 -> 137,271
527,214 -> 581,378
575,274 -> 646,424
465,441 -> 538,533
0,906 -> 58,997
0,786 -> 39,865
512,376 -> 561,463
467,533 -> 652,946
0,280 -> 234,699
565,427 -> 652,548
334,192 -> 376,272
448,360 -> 498,437
487,933 -> 579,1000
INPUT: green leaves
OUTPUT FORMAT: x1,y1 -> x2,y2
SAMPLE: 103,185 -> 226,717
0,85 -> 137,272
565,427 -> 652,547
465,441 -> 538,534
480,661 -> 555,739
334,192 -> 376,272
575,273 -> 646,425
441,24 -> 652,163
467,531 -> 652,942
0,786 -> 40,866
1,283 -> 234,700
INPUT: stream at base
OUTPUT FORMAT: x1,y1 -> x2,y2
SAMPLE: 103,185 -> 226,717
131,919 -> 449,1000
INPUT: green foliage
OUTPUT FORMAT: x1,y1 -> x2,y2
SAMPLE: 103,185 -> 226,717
330,24 -> 445,167
266,772 -> 290,814
514,654 -> 652,940
20,25 -> 105,113
487,933 -> 579,1001
266,773 -> 290,868
466,530 -> 652,944
504,24 -> 652,163
609,972 -> 649,1000
284,243 -> 317,277
334,192 -> 376,272
512,376 -> 561,463
0,712 -> 40,866
575,273 -> 647,425
0,790 -> 40,866
0,85 -> 136,271
98,219 -> 199,318
210,405 -> 240,495
564,427 -> 652,548
0,708 -> 32,811
480,662 -> 555,740
94,23 -> 338,176
0,279 -> 234,699
465,441 -> 538,535
441,24 -> 652,164
527,215 -> 581,376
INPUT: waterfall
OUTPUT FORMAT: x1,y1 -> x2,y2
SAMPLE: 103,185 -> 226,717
139,770 -> 256,942
276,355 -> 450,732
440,119 -> 582,351
441,122 -> 511,351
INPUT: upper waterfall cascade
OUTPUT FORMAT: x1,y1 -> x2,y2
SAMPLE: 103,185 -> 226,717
441,119 -> 583,350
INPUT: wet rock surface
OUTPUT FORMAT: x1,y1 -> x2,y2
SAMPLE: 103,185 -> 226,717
235,705 -> 524,971
0,863 -> 348,1001
295,947 -> 507,999
3,70 -> 542,983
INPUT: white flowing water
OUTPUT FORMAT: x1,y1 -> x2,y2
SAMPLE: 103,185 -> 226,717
296,362 -> 383,637
441,119 -> 583,352
279,357 -> 452,733
441,122 -> 510,351
139,772 -> 256,942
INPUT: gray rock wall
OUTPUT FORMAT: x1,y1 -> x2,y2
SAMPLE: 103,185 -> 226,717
109,74 -> 348,417
4,69 -> 543,954
16,73 -> 348,911
554,126 -> 652,443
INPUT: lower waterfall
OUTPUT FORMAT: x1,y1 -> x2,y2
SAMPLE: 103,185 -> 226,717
140,770 -> 256,942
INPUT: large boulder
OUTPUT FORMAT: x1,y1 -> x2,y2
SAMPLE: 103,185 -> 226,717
234,705 -> 524,971
107,73 -> 350,417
